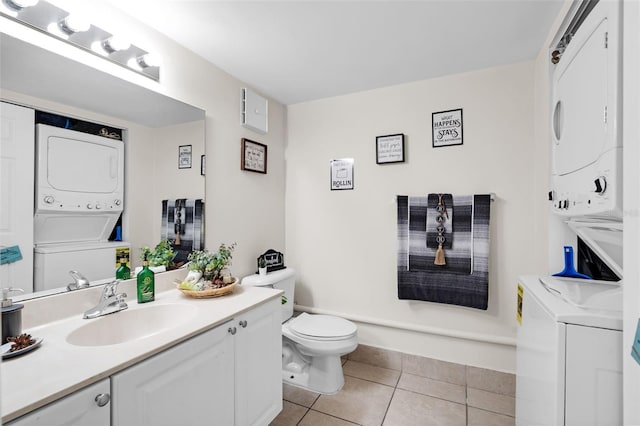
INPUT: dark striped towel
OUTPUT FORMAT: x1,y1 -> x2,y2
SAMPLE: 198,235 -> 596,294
397,194 -> 491,310
161,199 -> 205,263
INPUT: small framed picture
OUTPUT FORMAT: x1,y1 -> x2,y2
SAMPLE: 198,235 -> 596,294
432,108 -> 463,148
376,133 -> 405,164
179,145 -> 192,169
241,138 -> 267,174
200,155 -> 206,176
330,158 -> 354,190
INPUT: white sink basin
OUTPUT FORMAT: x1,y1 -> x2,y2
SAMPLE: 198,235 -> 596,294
66,303 -> 197,346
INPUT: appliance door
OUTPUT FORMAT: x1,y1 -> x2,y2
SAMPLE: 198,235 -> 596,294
33,242 -> 130,291
516,282 -> 566,426
565,324 -> 622,426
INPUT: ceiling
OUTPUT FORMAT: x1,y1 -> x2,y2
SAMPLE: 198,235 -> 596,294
106,1 -> 565,105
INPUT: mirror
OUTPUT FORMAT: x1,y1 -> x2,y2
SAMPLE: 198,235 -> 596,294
1,32 -> 206,300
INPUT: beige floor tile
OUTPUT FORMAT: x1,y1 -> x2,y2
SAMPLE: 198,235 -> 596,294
402,354 -> 466,385
270,401 -> 308,426
466,366 -> 515,396
467,388 -> 515,417
312,376 -> 394,426
343,360 -> 401,387
299,410 -> 360,426
283,383 -> 320,408
383,388 -> 466,426
397,372 -> 466,404
467,407 -> 515,426
348,344 -> 403,370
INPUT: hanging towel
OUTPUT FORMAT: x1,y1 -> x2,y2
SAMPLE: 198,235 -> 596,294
161,199 -> 205,263
409,195 -> 472,274
397,194 -> 491,310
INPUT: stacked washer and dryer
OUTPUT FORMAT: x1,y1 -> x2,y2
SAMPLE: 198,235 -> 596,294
515,1 -> 623,425
33,123 -> 129,292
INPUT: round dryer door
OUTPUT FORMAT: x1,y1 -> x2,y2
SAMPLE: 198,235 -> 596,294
289,313 -> 357,340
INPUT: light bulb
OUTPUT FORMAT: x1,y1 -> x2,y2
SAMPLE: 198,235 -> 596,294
102,35 -> 131,53
5,0 -> 38,10
137,53 -> 160,68
59,14 -> 91,34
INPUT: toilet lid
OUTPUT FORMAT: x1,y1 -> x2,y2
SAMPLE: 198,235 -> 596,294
289,313 -> 357,339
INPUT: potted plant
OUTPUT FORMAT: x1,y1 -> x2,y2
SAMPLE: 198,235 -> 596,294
258,257 -> 267,276
140,238 -> 178,271
186,242 -> 237,289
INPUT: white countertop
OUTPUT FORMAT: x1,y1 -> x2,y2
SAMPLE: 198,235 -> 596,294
1,269 -> 281,423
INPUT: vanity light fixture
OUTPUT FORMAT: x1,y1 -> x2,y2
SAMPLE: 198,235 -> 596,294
0,0 -> 160,81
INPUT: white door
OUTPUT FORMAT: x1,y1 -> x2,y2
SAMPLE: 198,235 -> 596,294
234,298 -> 282,426
6,379 -> 110,426
111,321 -> 235,426
0,102 -> 34,294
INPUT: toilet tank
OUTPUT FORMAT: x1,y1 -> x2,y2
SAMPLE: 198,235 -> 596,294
241,268 -> 295,323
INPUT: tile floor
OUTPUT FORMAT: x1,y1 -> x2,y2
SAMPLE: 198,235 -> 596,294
270,345 -> 515,426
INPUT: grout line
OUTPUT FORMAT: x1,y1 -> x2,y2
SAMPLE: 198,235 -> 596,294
295,406 -> 311,426
380,385 -> 397,426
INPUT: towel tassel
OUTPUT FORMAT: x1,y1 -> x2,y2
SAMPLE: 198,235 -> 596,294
434,243 -> 446,265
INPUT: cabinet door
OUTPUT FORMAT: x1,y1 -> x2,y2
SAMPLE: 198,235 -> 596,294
112,321 -> 235,426
234,298 -> 282,426
565,324 -> 622,426
7,379 -> 110,426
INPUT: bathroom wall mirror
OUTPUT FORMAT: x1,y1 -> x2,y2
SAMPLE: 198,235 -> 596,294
1,32 -> 206,300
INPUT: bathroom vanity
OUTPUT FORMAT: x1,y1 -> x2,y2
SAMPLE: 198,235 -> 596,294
1,269 -> 283,426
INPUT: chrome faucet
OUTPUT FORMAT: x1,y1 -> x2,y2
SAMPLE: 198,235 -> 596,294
67,270 -> 90,291
83,280 -> 128,319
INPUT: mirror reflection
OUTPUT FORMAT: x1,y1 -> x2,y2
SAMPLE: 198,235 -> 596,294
0,32 -> 206,300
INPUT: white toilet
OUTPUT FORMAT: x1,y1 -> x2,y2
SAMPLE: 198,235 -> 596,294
242,268 -> 358,394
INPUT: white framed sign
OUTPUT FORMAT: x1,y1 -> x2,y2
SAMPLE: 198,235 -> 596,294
376,133 -> 405,164
432,108 -> 463,148
330,158 -> 354,190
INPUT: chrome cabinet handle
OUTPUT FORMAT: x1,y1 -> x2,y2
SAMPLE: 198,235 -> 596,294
95,393 -> 110,407
228,327 -> 237,335
239,320 -> 248,328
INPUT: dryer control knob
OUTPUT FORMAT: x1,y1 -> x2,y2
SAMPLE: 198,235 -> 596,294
114,199 -> 121,206
86,204 -> 93,209
43,196 -> 54,204
95,204 -> 102,210
594,177 -> 607,194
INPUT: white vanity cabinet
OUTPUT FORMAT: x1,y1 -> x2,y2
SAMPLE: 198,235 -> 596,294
111,319 -> 236,426
111,297 -> 282,426
6,379 -> 110,426
234,297 -> 283,426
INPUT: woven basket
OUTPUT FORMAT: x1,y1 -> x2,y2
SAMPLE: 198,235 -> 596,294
177,279 -> 237,299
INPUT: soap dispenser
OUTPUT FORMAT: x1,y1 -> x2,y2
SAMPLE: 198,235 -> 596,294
2,288 -> 25,344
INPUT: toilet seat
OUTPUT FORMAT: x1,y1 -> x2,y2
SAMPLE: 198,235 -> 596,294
288,313 -> 357,341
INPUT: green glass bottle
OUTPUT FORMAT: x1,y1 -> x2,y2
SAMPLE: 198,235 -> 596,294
115,258 -> 130,280
137,258 -> 155,303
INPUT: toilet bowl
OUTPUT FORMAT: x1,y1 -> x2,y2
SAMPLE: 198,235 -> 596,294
241,269 -> 358,394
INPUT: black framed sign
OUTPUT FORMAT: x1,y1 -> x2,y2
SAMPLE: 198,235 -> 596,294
200,155 -> 206,176
376,133 -> 405,164
330,158 -> 354,190
179,145 -> 192,169
432,108 -> 463,148
241,138 -> 267,174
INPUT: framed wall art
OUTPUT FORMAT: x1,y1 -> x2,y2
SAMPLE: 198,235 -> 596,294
330,158 -> 354,190
200,155 -> 206,176
241,138 -> 267,174
432,108 -> 463,148
179,145 -> 192,169
376,133 -> 405,164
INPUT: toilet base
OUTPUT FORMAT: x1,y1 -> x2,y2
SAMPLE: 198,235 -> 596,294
282,340 -> 348,395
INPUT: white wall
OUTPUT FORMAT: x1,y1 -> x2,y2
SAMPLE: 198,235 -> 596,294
286,62 -> 545,372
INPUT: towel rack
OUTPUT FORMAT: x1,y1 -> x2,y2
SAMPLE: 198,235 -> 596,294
394,193 -> 496,203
